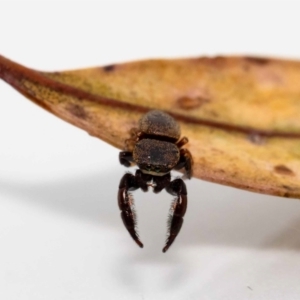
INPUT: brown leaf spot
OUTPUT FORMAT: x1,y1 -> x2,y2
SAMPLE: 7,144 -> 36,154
103,65 -> 116,72
283,192 -> 291,198
244,56 -> 270,65
68,104 -> 87,119
177,96 -> 210,110
248,132 -> 265,145
281,185 -> 293,197
282,185 -> 293,190
274,165 -> 294,176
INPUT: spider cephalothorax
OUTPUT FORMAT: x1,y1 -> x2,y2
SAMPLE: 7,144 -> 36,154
118,110 -> 193,252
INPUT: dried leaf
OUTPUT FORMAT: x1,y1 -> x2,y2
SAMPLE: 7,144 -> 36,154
1,55 -> 300,198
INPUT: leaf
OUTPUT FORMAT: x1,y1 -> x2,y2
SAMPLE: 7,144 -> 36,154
1,55 -> 300,198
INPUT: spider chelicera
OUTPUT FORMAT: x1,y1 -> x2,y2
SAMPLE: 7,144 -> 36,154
118,110 -> 193,252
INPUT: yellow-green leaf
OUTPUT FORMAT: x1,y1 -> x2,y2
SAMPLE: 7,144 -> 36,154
1,55 -> 300,198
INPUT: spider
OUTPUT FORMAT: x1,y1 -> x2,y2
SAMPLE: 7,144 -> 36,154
118,110 -> 193,252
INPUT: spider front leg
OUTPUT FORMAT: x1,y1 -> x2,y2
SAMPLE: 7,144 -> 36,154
119,151 -> 134,167
118,173 -> 143,248
163,178 -> 188,253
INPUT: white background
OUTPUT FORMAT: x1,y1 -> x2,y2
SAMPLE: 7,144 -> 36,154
1,1 -> 300,299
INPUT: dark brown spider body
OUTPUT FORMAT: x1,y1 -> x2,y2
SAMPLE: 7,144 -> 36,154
138,110 -> 181,140
133,139 -> 180,176
118,110 -> 193,252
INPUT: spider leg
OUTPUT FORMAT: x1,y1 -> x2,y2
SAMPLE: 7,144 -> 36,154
119,151 -> 134,167
118,173 -> 143,248
174,148 -> 193,179
176,136 -> 189,148
163,178 -> 188,253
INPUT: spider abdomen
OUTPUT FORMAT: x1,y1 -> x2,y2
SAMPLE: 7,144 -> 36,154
138,110 -> 181,140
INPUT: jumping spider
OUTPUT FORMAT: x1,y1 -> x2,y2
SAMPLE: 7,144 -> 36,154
118,110 -> 193,252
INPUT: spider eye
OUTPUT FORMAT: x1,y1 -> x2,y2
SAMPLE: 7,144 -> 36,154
155,167 -> 160,173
146,165 -> 151,171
